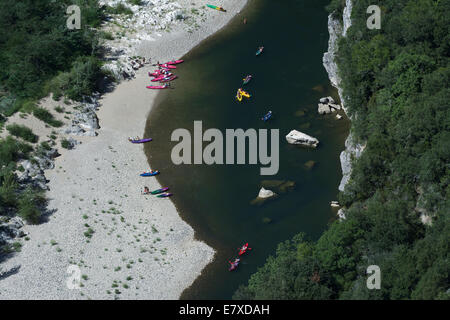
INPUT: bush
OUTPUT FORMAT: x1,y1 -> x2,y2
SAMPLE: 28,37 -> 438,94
6,124 -> 38,143
17,186 -> 45,224
33,107 -> 63,127
105,3 -> 133,15
61,138 -> 71,149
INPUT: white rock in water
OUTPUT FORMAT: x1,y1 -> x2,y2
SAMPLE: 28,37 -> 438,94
319,96 -> 335,104
336,114 -> 343,120
258,187 -> 276,199
330,201 -> 340,207
286,130 -> 319,148
318,103 -> 332,114
329,103 -> 341,110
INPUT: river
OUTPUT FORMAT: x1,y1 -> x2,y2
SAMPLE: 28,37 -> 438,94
144,0 -> 349,299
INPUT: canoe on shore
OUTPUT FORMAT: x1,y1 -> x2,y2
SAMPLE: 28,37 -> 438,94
140,170 -> 160,177
207,4 -> 226,12
165,59 -> 184,65
157,192 -> 173,198
146,84 -> 170,89
129,138 -> 152,143
159,75 -> 178,83
151,187 -> 169,195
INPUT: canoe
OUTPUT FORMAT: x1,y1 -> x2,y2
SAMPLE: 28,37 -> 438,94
256,46 -> 264,56
240,88 -> 251,98
151,187 -> 169,195
130,138 -> 152,143
157,193 -> 173,198
149,70 -> 169,77
146,85 -> 170,89
140,170 -> 160,177
159,63 -> 176,69
238,243 -> 251,255
261,111 -> 273,122
151,73 -> 173,82
165,60 -> 184,65
159,75 -> 178,83
228,258 -> 240,271
207,4 -> 226,12
236,89 -> 243,102
243,75 -> 252,85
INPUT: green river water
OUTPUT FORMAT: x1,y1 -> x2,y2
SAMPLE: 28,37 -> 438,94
144,0 -> 349,299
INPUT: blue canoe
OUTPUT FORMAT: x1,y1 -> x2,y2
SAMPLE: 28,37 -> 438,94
261,111 -> 273,122
140,170 -> 160,177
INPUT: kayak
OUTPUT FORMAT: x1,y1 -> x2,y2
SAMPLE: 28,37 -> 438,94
243,75 -> 252,85
261,111 -> 273,122
207,4 -> 226,12
165,60 -> 184,65
151,187 -> 169,195
151,74 -> 173,82
159,75 -> 178,83
236,89 -> 243,102
159,63 -> 176,69
238,243 -> 252,255
129,138 -> 152,143
157,193 -> 173,198
149,70 -> 170,78
240,88 -> 251,98
146,84 -> 170,89
140,170 -> 160,177
228,258 -> 240,271
256,46 -> 264,56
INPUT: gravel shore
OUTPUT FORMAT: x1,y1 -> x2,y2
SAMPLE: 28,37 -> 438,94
0,0 -> 247,299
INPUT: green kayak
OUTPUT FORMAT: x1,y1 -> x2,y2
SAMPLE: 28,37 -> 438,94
207,4 -> 226,12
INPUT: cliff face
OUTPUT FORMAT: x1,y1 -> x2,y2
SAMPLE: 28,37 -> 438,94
322,0 -> 364,193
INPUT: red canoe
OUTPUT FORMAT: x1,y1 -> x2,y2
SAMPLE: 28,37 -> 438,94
238,243 -> 251,256
159,75 -> 178,83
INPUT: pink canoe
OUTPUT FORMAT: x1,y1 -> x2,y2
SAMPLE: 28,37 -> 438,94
159,63 -> 176,69
165,59 -> 184,65
151,74 -> 174,82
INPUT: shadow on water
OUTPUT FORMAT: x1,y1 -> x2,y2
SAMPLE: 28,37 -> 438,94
144,0 -> 349,299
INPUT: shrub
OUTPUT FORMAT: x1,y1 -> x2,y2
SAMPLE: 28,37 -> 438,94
33,107 -> 63,127
6,124 -> 38,143
17,186 -> 45,224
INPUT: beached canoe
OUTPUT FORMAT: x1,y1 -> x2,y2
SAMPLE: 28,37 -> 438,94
207,4 -> 226,12
146,84 -> 170,89
256,46 -> 264,56
129,138 -> 152,143
159,75 -> 178,83
261,111 -> 273,122
157,192 -> 173,198
243,75 -> 252,85
140,170 -> 160,177
165,60 -> 184,65
151,73 -> 174,82
159,63 -> 176,69
151,187 -> 169,195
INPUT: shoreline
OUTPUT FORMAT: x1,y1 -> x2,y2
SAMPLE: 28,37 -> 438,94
0,0 -> 248,299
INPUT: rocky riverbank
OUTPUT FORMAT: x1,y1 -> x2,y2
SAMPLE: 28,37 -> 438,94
322,0 -> 365,205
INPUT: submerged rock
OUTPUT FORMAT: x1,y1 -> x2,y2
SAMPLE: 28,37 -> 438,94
261,180 -> 295,194
286,130 -> 319,148
304,160 -> 316,170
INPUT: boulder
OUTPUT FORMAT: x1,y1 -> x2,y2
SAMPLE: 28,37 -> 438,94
329,103 -> 341,110
319,96 -> 335,104
286,130 -> 319,148
336,114 -> 343,120
258,187 -> 276,199
318,103 -> 332,114
250,187 -> 277,206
